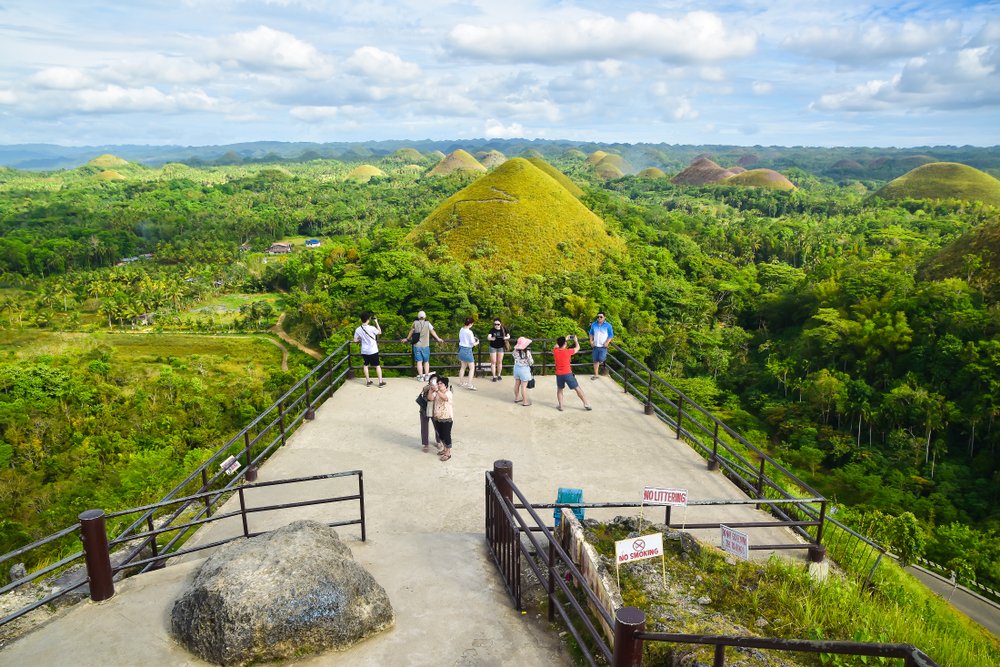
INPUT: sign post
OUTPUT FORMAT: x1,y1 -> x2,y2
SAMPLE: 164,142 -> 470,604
640,486 -> 688,531
720,524 -> 750,561
615,533 -> 666,588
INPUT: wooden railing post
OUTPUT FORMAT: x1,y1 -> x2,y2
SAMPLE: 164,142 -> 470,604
79,510 -> 115,602
612,606 -> 645,667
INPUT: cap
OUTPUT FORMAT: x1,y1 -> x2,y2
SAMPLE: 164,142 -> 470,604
417,310 -> 426,319
514,336 -> 532,350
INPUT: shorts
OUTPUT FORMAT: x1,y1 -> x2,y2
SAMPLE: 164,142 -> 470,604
489,345 -> 505,356
458,346 -> 474,363
413,346 -> 430,362
556,373 -> 579,390
513,365 -> 532,382
361,352 -> 380,367
592,347 -> 608,363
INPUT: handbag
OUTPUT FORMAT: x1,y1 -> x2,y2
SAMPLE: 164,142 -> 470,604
526,378 -> 535,389
415,391 -> 428,409
410,331 -> 421,345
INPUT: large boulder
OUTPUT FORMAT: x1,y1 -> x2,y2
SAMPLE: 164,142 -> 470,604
170,520 -> 393,666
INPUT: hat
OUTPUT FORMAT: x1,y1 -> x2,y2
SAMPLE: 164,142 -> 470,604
514,336 -> 532,350
417,310 -> 426,319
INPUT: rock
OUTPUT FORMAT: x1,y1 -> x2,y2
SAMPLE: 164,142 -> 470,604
697,596 -> 712,605
170,520 -> 393,666
8,563 -> 26,583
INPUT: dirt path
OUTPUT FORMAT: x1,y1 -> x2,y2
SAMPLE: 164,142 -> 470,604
271,313 -> 324,360
260,336 -> 289,371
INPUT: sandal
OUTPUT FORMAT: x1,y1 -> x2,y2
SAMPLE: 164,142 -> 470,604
422,445 -> 429,453
435,443 -> 445,453
439,452 -> 451,461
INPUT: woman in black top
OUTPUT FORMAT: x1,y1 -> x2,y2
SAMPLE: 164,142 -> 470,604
486,318 -> 510,381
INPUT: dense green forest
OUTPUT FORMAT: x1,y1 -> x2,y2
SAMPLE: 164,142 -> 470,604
0,147 -> 997,594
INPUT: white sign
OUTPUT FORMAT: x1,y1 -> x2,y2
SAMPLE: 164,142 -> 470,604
642,486 -> 688,506
220,455 -> 241,476
720,524 -> 749,560
615,533 -> 664,565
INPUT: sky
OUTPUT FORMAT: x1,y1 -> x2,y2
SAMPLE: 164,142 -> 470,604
0,1 -> 997,148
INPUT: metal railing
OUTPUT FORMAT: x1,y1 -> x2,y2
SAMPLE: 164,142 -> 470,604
485,460 -> 939,667
0,340 -> 358,627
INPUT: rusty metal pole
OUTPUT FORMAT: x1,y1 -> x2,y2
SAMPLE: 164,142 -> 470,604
611,606 -> 645,667
708,422 -> 721,470
79,510 -> 115,602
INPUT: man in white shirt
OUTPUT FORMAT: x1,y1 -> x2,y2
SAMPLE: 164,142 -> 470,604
354,312 -> 386,387
588,312 -> 614,379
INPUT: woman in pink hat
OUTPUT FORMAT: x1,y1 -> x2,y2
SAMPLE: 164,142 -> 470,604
511,337 -> 534,406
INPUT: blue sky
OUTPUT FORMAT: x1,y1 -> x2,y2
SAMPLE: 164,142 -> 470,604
0,1 -> 997,147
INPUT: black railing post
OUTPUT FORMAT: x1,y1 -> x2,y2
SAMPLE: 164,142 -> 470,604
279,400 -> 286,446
146,514 -> 165,570
201,468 -> 213,517
713,644 -> 726,667
346,342 -> 356,379
664,505 -> 672,527
79,510 -> 114,602
238,487 -> 250,537
358,471 -> 367,542
623,356 -> 630,394
708,421 -> 721,470
644,369 -> 654,415
611,606 -> 645,667
676,394 -> 684,438
304,375 -> 315,420
755,457 -> 766,508
547,540 -> 555,623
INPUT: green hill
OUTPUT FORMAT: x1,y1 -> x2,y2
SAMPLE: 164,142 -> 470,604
88,154 -> 129,168
408,157 -> 625,273
426,149 -> 486,177
595,153 -> 633,176
96,169 -> 126,181
874,162 -> 1000,206
586,150 -> 609,165
347,165 -> 386,182
921,219 -> 1000,301
724,168 -> 796,190
527,158 -> 584,198
388,148 -> 426,163
636,167 -> 667,179
563,149 -> 587,160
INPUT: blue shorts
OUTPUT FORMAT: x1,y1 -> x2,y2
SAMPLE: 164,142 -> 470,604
556,373 -> 578,390
458,346 -> 474,363
413,346 -> 430,362
513,365 -> 532,382
592,347 -> 608,363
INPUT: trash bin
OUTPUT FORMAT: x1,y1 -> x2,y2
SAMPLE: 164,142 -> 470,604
554,487 -> 584,526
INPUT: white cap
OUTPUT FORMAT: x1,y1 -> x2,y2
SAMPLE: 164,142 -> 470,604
417,310 -> 426,319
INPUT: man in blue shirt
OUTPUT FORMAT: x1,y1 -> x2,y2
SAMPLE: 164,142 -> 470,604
588,312 -> 614,379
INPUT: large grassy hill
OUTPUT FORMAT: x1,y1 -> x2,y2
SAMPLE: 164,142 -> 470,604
672,157 -> 730,185
408,157 -> 625,273
920,219 -> 1000,301
724,168 -> 796,190
527,157 -> 585,198
874,162 -> 1000,206
426,149 -> 486,177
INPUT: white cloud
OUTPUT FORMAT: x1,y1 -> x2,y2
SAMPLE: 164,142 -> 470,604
101,56 -> 221,86
213,26 -> 329,73
29,67 -> 94,90
811,45 -> 1000,112
449,11 -> 756,64
784,21 -> 961,64
344,46 -> 420,82
483,119 -> 525,138
289,105 -> 339,122
672,96 -> 698,121
752,81 -> 773,95
0,90 -> 16,105
72,85 -> 219,113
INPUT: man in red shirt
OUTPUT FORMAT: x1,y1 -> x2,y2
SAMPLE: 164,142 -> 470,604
552,335 -> 592,412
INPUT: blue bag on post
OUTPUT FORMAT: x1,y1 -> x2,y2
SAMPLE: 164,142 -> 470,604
554,487 -> 584,526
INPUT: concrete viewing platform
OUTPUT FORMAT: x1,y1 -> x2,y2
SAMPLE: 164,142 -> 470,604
3,374 -> 810,666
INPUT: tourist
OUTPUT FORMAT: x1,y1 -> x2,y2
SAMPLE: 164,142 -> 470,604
486,317 -> 510,381
353,312 -> 386,387
553,335 -> 591,411
402,310 -> 444,381
511,337 -> 534,406
457,317 -> 478,390
418,374 -> 439,452
432,376 -> 455,461
588,311 -> 614,379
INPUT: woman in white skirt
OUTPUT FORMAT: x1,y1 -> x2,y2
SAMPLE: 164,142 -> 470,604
511,337 -> 534,407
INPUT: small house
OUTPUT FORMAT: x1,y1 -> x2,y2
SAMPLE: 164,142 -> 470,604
267,242 -> 292,255
305,239 -> 321,249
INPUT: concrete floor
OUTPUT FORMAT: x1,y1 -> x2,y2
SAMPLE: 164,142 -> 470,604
2,374 -> 811,666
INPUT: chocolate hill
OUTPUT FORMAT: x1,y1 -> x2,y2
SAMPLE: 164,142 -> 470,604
408,158 -> 624,273
527,158 -> 584,198
874,162 -> 1000,206
347,165 -> 386,182
724,169 -> 796,190
671,157 -> 730,185
921,219 -> 1000,301
426,150 -> 487,177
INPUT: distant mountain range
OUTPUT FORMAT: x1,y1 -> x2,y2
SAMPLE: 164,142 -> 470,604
1,140 -> 999,179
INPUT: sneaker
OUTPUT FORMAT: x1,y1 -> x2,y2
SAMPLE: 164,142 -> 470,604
378,381 -> 387,387
591,375 -> 598,380
491,376 -> 498,382
416,374 -> 425,381
467,385 -> 477,391
584,405 -> 593,411
366,380 -> 373,386
498,376 -> 503,381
